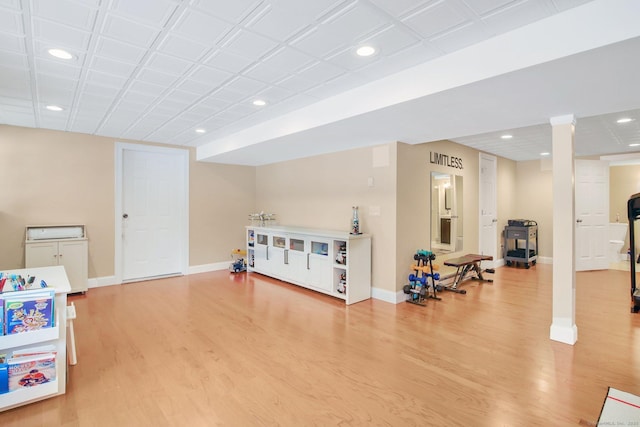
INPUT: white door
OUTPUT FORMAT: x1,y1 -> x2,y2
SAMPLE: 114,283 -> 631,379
116,143 -> 189,282
479,153 -> 498,267
575,160 -> 609,271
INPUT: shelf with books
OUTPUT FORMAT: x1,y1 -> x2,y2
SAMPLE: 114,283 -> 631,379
0,380 -> 58,407
0,314 -> 60,349
0,266 -> 70,412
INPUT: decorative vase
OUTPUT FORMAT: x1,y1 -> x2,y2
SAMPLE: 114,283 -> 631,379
351,206 -> 360,234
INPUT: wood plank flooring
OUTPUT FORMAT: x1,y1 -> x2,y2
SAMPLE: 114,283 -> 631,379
1,264 -> 639,426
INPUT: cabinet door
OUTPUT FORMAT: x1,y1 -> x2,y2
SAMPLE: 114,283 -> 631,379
307,254 -> 331,291
59,240 -> 88,293
25,242 -> 59,268
253,243 -> 269,273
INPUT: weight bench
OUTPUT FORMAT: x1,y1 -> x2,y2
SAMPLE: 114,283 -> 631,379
442,254 -> 494,294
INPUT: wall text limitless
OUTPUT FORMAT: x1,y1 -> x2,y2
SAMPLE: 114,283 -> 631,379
429,152 -> 463,169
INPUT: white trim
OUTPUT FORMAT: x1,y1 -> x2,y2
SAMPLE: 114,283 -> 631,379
88,276 -> 119,288
479,152 -> 498,267
550,323 -> 578,345
549,114 -> 576,126
188,262 -> 229,275
114,142 -> 190,285
371,287 -> 405,304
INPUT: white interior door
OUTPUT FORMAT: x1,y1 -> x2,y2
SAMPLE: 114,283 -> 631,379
479,153 -> 498,267
575,159 -> 609,271
116,144 -> 189,282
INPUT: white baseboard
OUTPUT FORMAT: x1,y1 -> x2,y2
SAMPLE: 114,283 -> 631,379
371,287 -> 405,304
188,262 -> 228,275
88,276 -> 118,288
88,262 -> 229,289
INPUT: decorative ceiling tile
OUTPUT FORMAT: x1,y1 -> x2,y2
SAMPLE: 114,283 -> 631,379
146,52 -> 194,75
203,49 -> 255,73
33,18 -> 92,50
402,1 -> 469,39
111,0 -> 178,27
296,61 -> 345,84
225,75 -> 267,95
35,58 -> 82,79
156,33 -> 210,61
480,0 -> 554,36
0,51 -> 28,69
360,25 -> 421,57
221,29 -> 279,61
261,46 -> 316,73
255,85 -> 296,104
188,65 -> 233,85
0,32 -> 26,53
243,62 -> 291,85
173,9 -> 234,45
177,78 -> 219,95
192,0 -> 262,22
102,14 -> 161,47
32,0 -> 97,31
136,68 -> 179,86
461,0 -> 517,16
0,7 -> 23,34
368,0 -> 432,17
90,55 -> 139,77
95,36 -> 147,64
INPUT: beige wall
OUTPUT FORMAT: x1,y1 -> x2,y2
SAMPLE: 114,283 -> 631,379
255,144 -> 398,294
514,159 -> 553,258
2,123 -> 519,296
610,164 -> 640,252
396,140 -> 483,284
0,125 -> 255,278
497,156 -> 518,256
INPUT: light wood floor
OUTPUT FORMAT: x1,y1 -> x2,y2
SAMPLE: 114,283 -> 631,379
1,264 -> 639,426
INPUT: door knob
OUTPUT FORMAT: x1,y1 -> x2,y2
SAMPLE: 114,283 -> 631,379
122,213 -> 129,219
576,219 -> 583,223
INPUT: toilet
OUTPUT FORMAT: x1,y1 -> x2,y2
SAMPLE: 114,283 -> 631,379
609,223 -> 628,262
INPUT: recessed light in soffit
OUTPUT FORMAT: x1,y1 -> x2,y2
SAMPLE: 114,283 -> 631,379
47,48 -> 74,60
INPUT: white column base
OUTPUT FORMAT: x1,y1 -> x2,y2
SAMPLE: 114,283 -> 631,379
550,322 -> 578,345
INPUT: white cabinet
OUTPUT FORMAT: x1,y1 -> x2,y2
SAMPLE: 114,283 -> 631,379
25,225 -> 88,294
246,226 -> 371,304
0,266 -> 70,412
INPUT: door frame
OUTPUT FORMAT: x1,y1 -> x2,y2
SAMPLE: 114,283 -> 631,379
114,142 -> 190,284
478,152 -> 498,268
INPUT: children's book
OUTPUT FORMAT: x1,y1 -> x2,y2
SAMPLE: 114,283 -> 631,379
4,289 -> 55,334
0,363 -> 7,394
0,295 -> 3,335
7,353 -> 56,391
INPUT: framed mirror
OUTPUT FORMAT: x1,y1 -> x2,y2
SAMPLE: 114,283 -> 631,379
431,172 -> 463,255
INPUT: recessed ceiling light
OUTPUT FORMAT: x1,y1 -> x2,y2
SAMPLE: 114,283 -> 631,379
540,152 -> 550,156
629,143 -> 640,147
195,128 -> 206,134
45,105 -> 64,111
617,118 -> 634,123
500,134 -> 513,139
47,48 -> 73,60
356,45 -> 376,57
252,99 -> 266,107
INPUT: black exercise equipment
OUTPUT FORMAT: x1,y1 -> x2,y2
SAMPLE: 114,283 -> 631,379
627,193 -> 640,313
404,250 -> 441,306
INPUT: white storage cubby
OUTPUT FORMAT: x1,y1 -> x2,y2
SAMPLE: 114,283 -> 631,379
0,266 -> 71,412
246,226 -> 371,304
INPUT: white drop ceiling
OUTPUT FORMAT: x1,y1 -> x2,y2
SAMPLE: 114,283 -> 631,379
1,0 -> 639,165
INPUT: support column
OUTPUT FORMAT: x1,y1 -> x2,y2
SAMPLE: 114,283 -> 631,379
549,114 -> 577,345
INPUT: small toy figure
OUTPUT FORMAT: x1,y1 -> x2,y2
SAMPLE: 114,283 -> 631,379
336,244 -> 347,265
337,272 -> 347,294
229,249 -> 247,273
